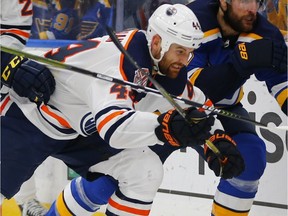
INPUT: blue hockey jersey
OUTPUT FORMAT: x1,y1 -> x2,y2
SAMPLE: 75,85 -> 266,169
186,0 -> 287,112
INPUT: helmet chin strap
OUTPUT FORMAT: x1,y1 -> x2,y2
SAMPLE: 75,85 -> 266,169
148,42 -> 167,75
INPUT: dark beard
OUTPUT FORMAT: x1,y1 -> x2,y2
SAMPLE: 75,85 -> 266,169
223,5 -> 255,33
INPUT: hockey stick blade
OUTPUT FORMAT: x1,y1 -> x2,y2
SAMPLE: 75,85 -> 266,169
1,45 -> 287,131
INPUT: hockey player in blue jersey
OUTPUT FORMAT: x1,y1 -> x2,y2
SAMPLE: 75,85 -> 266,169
184,0 -> 287,215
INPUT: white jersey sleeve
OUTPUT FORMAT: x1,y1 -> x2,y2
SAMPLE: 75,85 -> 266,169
0,0 -> 33,49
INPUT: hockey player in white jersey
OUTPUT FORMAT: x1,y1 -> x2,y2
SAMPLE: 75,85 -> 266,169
1,1 -> 55,215
1,3 -> 245,216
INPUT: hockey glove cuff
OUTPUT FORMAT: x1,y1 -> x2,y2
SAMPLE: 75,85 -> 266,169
204,130 -> 245,179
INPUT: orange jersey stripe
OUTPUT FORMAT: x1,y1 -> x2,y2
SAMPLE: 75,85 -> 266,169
119,30 -> 139,81
97,110 -> 125,133
40,105 -> 72,128
0,29 -> 30,39
108,198 -> 150,215
0,96 -> 11,115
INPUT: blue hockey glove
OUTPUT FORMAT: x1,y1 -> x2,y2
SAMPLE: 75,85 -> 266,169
1,55 -> 55,104
204,130 -> 245,179
155,107 -> 215,147
231,39 -> 287,76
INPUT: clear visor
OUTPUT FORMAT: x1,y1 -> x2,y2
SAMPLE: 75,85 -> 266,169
226,0 -> 266,12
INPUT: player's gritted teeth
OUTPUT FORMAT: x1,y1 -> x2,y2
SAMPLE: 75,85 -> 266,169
171,64 -> 183,70
166,64 -> 184,78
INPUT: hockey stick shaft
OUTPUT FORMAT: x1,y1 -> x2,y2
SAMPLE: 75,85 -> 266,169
1,45 -> 286,132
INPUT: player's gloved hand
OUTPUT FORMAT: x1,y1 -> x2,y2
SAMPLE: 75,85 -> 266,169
231,39 -> 287,76
204,130 -> 245,179
155,107 -> 215,147
1,55 -> 55,104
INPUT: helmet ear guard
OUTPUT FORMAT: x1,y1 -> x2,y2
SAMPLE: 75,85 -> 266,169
146,4 -> 204,65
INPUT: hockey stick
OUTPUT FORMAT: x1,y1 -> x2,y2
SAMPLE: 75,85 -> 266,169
3,44 -> 225,165
1,45 -> 287,132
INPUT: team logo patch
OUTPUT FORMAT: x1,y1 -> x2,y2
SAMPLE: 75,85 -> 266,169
133,68 -> 149,87
166,7 -> 177,16
80,112 -> 97,136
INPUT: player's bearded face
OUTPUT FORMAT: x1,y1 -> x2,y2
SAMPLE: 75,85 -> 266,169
224,2 -> 257,33
158,44 -> 193,79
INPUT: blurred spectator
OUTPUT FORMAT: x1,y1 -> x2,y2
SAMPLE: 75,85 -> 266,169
30,0 -> 80,40
122,0 -> 193,30
123,0 -> 172,30
30,0 -> 52,39
29,0 -> 195,41
263,0 -> 287,41
77,0 -> 113,40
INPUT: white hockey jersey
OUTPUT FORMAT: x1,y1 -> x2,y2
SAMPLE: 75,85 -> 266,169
2,29 -> 206,149
0,0 -> 33,49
